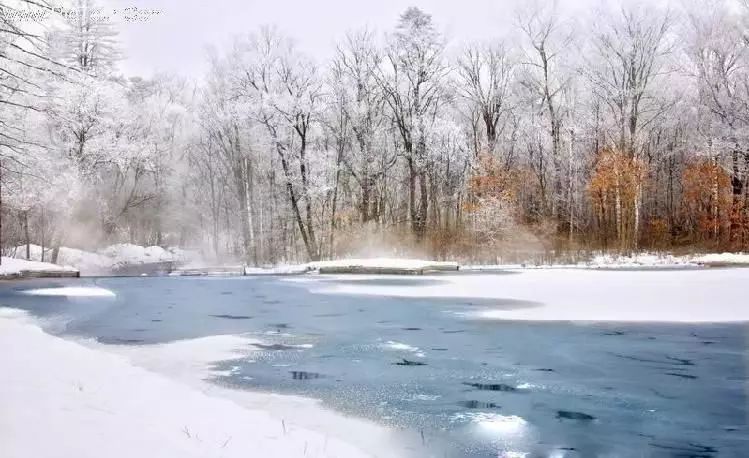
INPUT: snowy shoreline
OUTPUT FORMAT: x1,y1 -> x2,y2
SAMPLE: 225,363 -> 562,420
6,243 -> 749,277
0,309 -> 403,458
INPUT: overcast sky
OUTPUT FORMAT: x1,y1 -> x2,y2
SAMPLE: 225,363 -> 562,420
106,0 -> 607,78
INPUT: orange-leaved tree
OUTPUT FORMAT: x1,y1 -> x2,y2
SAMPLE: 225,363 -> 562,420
681,158 -> 732,247
463,154 -> 518,252
588,147 -> 646,251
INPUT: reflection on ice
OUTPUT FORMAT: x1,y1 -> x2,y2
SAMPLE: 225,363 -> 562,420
475,414 -> 528,436
451,412 -> 532,456
451,412 -> 529,436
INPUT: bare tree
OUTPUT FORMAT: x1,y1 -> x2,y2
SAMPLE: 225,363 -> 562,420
456,43 -> 515,159
517,1 -> 573,222
376,7 -> 448,239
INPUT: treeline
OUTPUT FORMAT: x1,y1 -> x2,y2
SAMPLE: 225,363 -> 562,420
2,0 -> 749,264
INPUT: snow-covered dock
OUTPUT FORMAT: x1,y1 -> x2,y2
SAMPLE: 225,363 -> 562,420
171,266 -> 246,276
0,257 -> 80,279
310,258 -> 459,275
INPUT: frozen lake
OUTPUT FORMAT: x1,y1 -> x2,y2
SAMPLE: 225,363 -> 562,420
1,270 -> 747,457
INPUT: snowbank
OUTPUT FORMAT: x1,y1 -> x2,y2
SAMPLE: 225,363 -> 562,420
10,244 -> 110,273
464,252 -> 749,270
0,256 -> 78,278
99,243 -> 195,265
586,252 -> 698,268
693,252 -> 749,266
0,309 -> 392,458
290,267 -> 749,322
11,243 -> 198,275
585,252 -> 749,268
464,252 -> 699,270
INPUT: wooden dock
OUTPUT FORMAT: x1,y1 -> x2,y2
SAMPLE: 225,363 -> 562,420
700,261 -> 749,268
169,266 -> 245,276
318,266 -> 426,275
0,269 -> 80,279
318,261 -> 459,275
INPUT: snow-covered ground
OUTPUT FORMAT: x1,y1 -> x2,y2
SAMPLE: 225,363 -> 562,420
0,256 -> 79,277
588,251 -> 749,267
0,309 -> 402,458
289,267 -> 749,322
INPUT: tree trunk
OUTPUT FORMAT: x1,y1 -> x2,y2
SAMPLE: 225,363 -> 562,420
330,145 -> 343,258
614,173 -> 623,250
0,159 -> 3,265
244,157 -> 257,265
634,182 -> 641,251
278,151 -> 318,261
712,155 -> 719,242
24,210 -> 30,260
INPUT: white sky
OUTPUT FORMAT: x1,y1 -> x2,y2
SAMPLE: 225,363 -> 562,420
105,0 -> 606,78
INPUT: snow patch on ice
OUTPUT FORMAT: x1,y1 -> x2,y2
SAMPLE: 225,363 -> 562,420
403,393 -> 442,401
107,333 -> 258,379
383,340 -> 419,352
20,286 -> 116,297
300,268 -> 749,322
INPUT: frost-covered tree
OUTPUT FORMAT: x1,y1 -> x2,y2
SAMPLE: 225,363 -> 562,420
230,28 -> 324,261
53,0 -> 121,76
377,7 -> 449,239
329,29 -> 393,225
516,1 -> 574,222
456,43 -> 515,159
5,1 -> 749,263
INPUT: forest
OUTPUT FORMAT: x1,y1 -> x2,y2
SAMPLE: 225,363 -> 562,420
2,0 -> 749,265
